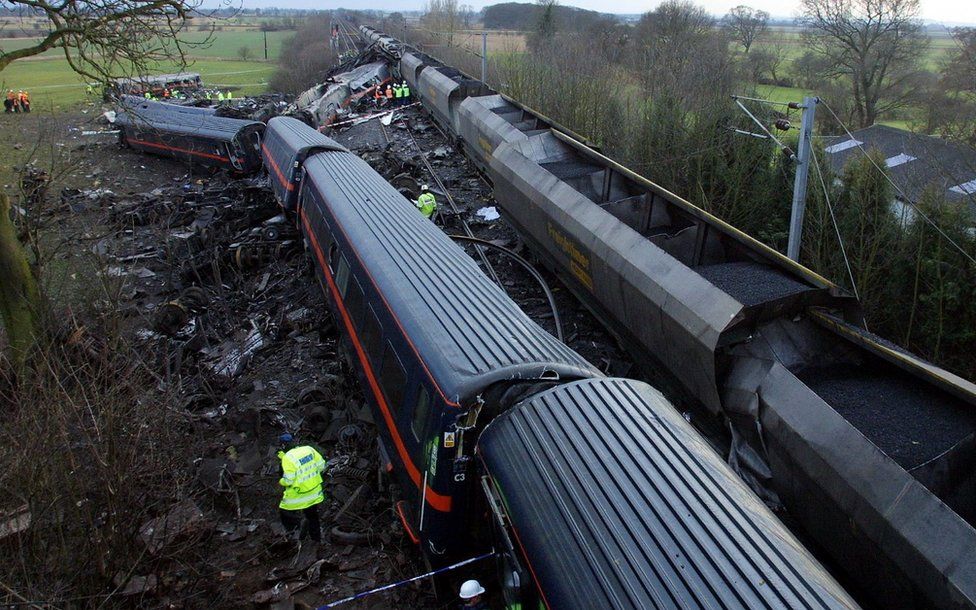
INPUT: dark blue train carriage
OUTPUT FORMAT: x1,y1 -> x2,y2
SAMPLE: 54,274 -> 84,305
295,144 -> 599,558
261,117 -> 346,214
115,104 -> 265,173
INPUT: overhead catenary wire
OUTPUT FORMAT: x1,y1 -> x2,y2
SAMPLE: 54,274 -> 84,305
819,98 -> 976,268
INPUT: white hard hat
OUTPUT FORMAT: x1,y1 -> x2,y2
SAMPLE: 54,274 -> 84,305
421,184 -> 429,191
459,579 -> 485,599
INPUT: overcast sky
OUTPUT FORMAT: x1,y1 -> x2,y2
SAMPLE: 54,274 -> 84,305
240,0 -> 975,25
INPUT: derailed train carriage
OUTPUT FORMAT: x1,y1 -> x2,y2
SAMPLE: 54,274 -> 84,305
262,118 -> 860,609
115,99 -> 265,173
360,27 -> 976,609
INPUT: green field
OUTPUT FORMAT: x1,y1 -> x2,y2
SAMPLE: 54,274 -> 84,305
0,60 -> 275,110
0,28 -> 292,61
0,27 -> 290,109
760,25 -> 955,71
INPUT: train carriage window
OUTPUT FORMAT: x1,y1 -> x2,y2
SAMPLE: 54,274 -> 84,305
379,344 -> 406,412
335,254 -> 350,297
412,387 -> 431,442
329,242 -> 340,272
362,306 -> 382,365
345,276 -> 365,329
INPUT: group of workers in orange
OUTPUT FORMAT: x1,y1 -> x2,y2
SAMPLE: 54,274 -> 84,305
4,89 -> 31,113
373,80 -> 411,107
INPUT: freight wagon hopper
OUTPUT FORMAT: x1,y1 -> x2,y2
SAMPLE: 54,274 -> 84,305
489,128 -> 976,608
415,61 -> 490,135
360,25 -> 401,59
457,94 -> 595,176
399,51 -> 438,94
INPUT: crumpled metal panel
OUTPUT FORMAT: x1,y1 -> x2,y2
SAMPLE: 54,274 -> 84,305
490,137 -> 743,412
721,320 -> 976,610
457,95 -> 529,173
479,378 -> 859,609
293,62 -> 389,126
346,62 -> 389,91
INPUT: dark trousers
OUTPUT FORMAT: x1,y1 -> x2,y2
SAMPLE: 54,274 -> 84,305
279,504 -> 322,542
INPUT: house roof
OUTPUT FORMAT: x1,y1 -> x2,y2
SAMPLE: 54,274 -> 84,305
823,125 -> 976,212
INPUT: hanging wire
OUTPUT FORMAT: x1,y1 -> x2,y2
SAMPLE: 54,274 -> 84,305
810,147 -> 864,309
732,94 -> 797,108
819,98 -> 976,268
733,98 -> 795,159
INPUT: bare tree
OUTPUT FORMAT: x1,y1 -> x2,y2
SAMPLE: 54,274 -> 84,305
269,13 -> 337,94
0,0 -> 207,369
237,45 -> 253,61
0,0 -> 212,80
423,0 -> 460,45
800,0 -> 928,127
636,0 -> 713,44
723,5 -> 769,53
747,43 -> 788,83
528,0 -> 558,50
942,27 -> 976,94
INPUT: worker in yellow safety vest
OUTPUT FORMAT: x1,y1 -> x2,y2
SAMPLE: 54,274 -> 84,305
416,185 -> 437,219
276,433 -> 327,542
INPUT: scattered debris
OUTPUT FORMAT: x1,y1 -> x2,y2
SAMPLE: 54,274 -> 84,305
114,573 -> 158,596
0,504 -> 31,540
203,326 -> 267,378
139,499 -> 210,555
475,206 -> 500,221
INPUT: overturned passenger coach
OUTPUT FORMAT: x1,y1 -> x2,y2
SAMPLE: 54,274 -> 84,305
115,100 -> 265,173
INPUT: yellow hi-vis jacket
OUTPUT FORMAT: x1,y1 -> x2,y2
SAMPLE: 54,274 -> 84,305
278,446 -> 327,510
417,192 -> 436,218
